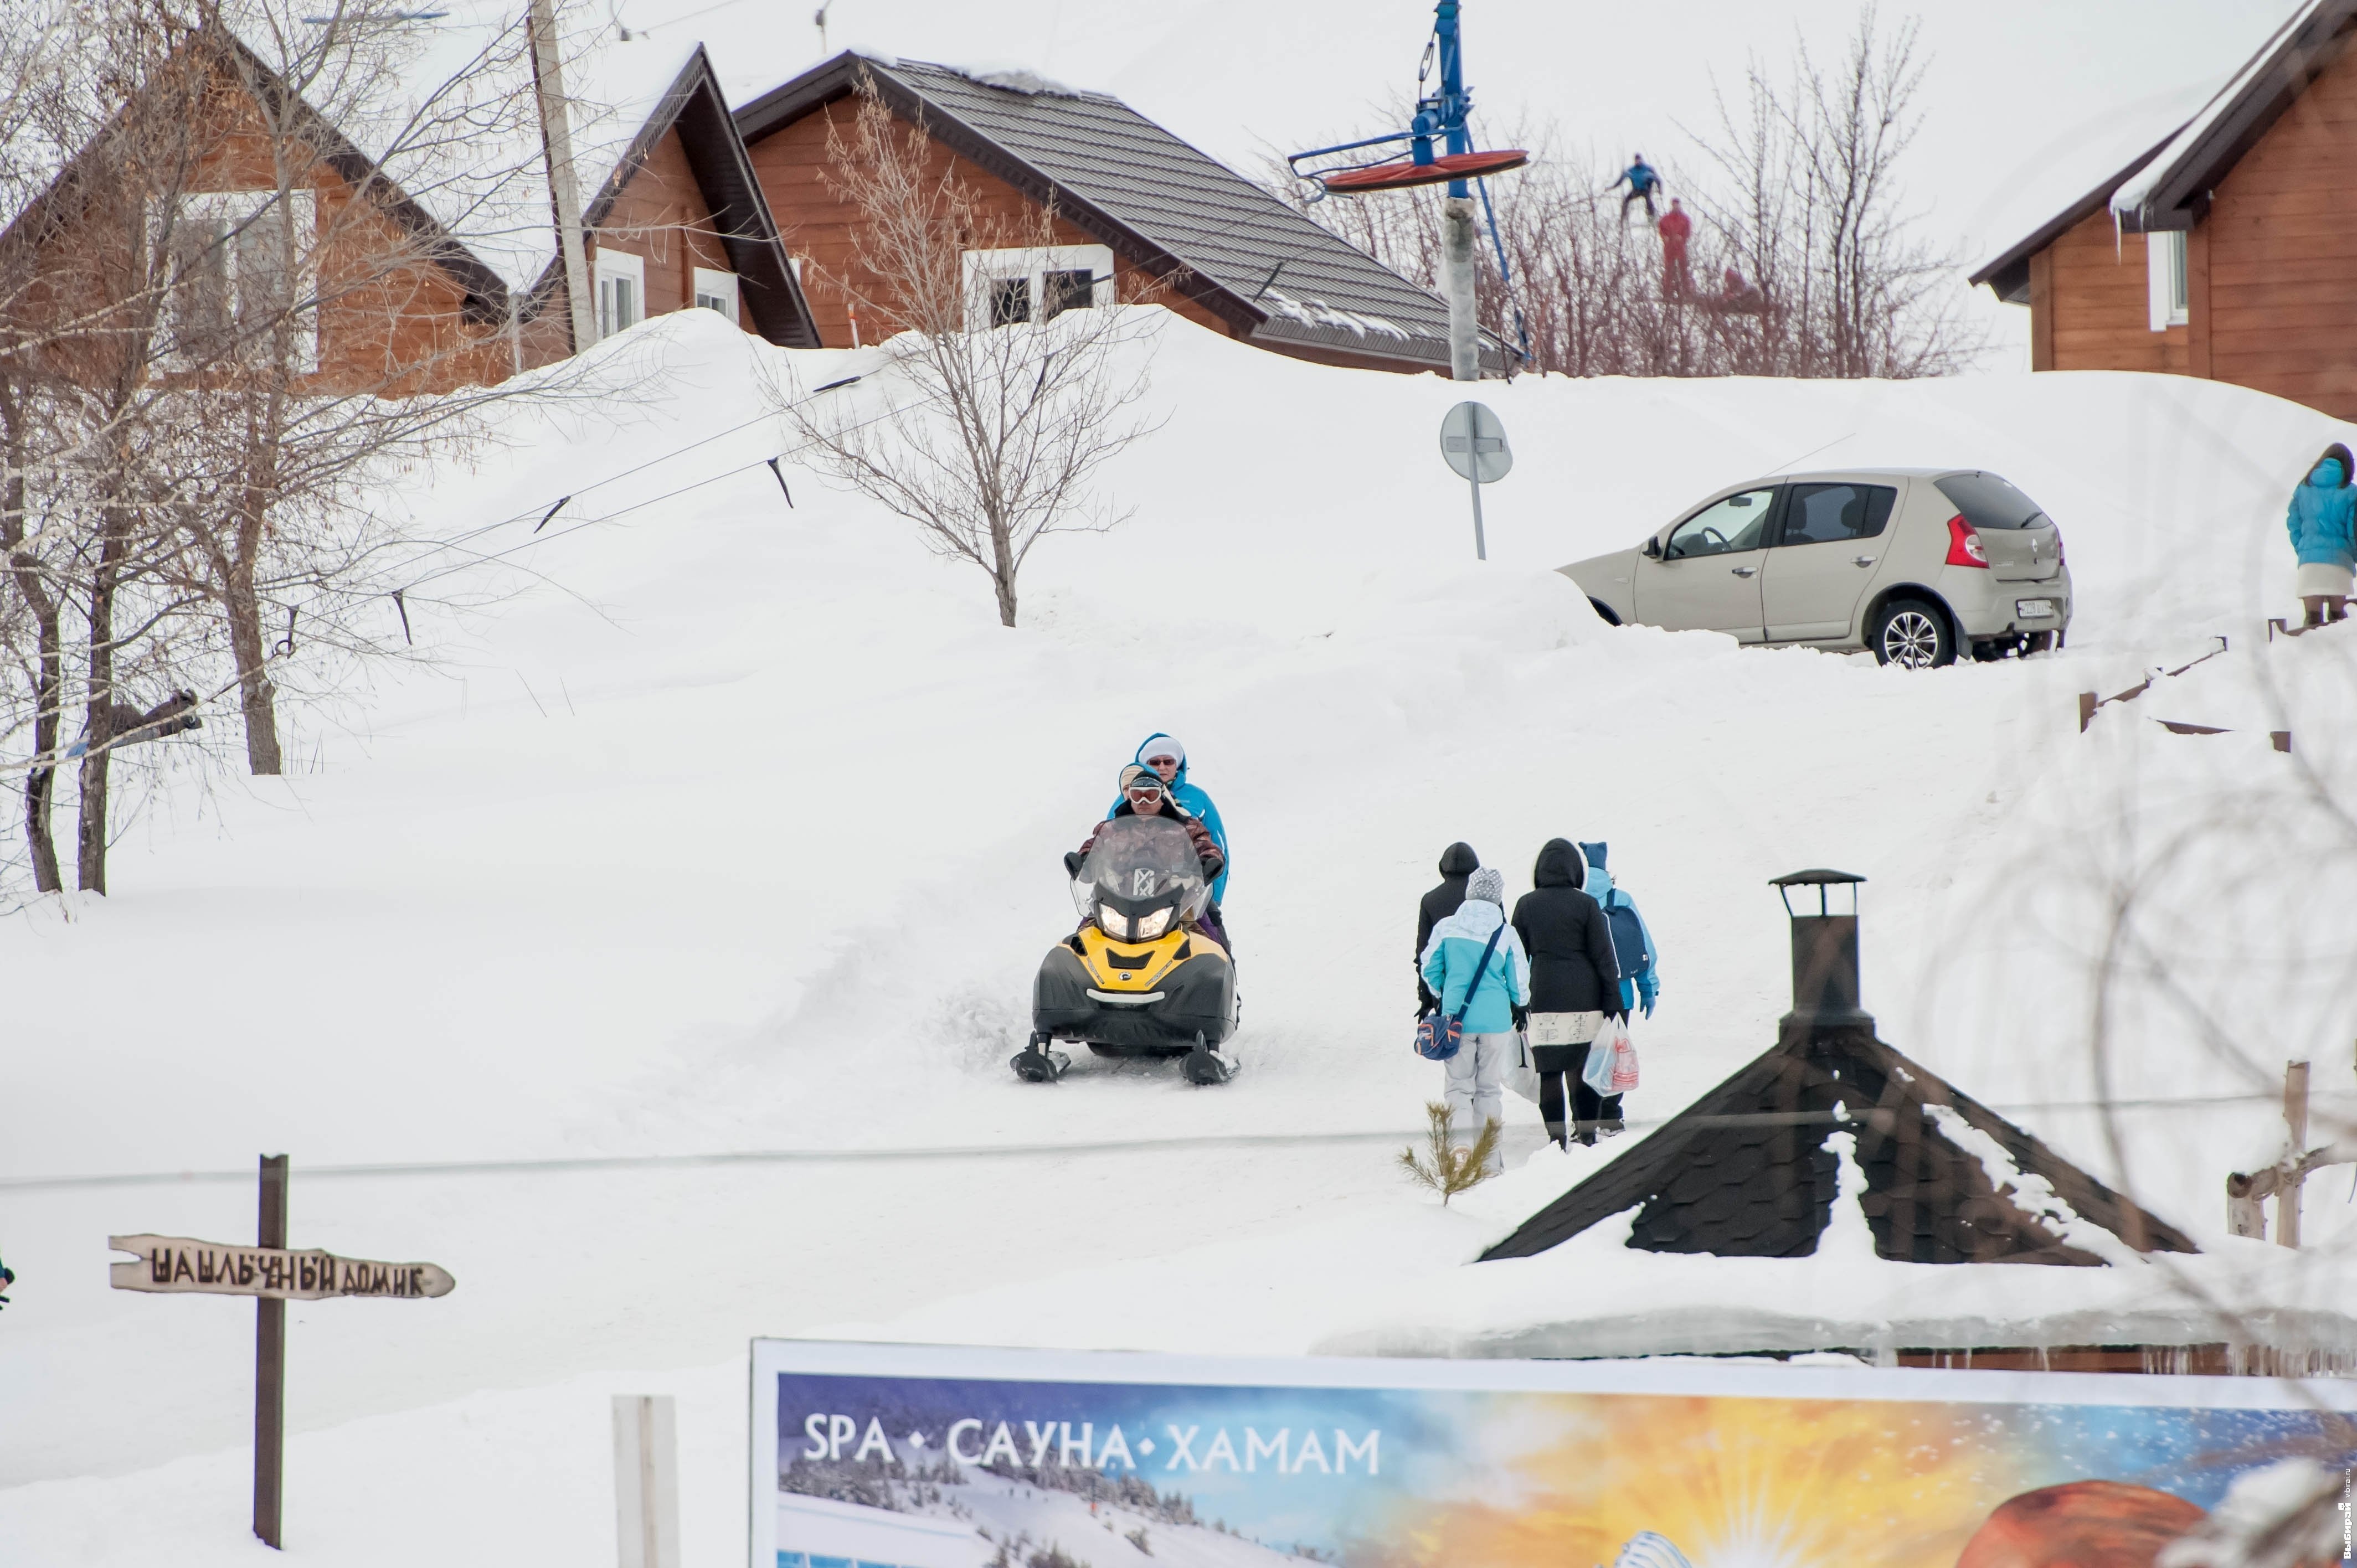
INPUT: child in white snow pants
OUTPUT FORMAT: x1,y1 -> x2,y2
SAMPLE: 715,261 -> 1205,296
1444,1033 -> 1517,1173
1418,866 -> 1531,1178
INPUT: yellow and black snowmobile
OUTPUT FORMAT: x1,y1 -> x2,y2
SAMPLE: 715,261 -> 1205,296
1013,815 -> 1238,1084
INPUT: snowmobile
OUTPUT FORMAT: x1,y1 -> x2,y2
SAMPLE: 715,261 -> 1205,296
1012,814 -> 1238,1085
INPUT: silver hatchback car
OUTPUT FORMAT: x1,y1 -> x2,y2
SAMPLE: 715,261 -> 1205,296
1560,468 -> 2072,667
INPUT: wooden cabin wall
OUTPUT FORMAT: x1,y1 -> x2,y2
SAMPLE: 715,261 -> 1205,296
2040,211 -> 2191,373
589,125 -> 759,328
2203,36 -> 2357,420
743,100 -> 1239,348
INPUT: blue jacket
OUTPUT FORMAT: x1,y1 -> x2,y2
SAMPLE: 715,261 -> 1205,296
1108,734 -> 1229,900
1613,160 -> 1660,194
1419,899 -> 1530,1035
2287,460 -> 2356,568
1580,842 -> 1659,1017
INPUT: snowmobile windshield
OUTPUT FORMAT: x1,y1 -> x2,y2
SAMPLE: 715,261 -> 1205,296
1078,816 -> 1207,942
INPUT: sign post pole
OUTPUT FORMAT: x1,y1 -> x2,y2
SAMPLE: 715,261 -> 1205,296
1438,401 -> 1512,562
255,1154 -> 287,1549
109,1164 -> 454,1551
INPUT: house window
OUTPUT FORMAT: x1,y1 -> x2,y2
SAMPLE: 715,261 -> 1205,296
692,266 -> 739,324
164,189 -> 317,371
961,244 -> 1114,331
596,247 -> 644,339
989,276 -> 1032,327
2147,230 -> 2189,331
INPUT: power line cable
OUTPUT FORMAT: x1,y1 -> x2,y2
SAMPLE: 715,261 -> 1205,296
0,1092 -> 2290,1194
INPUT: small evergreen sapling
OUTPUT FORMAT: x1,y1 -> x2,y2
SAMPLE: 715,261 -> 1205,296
1398,1101 -> 1499,1203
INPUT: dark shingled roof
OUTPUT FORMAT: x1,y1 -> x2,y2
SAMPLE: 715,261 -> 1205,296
1481,1030 -> 2200,1266
735,53 -> 1492,373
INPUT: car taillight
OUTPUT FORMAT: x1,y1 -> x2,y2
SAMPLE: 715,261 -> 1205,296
1945,514 -> 1989,568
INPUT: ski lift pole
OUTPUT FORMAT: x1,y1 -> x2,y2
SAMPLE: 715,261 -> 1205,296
1430,1 -> 1481,381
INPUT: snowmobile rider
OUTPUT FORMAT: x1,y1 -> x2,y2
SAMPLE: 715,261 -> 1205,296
1108,734 -> 1228,901
1072,767 -> 1228,946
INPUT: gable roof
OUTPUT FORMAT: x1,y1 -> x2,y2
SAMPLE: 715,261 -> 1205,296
2113,0 -> 2357,233
734,51 -> 1490,373
1966,131 -> 2186,305
2,20 -> 514,324
1480,1029 -> 2199,1266
536,45 -> 818,348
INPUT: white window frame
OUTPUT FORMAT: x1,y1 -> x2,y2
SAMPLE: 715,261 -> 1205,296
960,244 -> 1115,330
595,246 -> 645,339
2147,229 -> 2189,331
692,265 -> 740,324
164,188 -> 319,373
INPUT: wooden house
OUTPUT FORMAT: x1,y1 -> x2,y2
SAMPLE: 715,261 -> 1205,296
1,22 -> 816,397
1972,0 -> 2357,420
733,51 -> 1489,376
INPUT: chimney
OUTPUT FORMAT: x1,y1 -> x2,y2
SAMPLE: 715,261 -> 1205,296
1771,869 -> 1871,1045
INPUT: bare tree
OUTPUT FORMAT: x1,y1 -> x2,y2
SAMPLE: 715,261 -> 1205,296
771,79 -> 1162,628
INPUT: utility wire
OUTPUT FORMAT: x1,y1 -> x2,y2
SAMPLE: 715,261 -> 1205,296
0,1092 -> 2290,1194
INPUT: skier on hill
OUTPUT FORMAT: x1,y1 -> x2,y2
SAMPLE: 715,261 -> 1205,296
1510,840 -> 1625,1149
1420,865 -> 1530,1174
1415,842 -> 1481,1015
1656,197 -> 1692,299
1610,154 -> 1663,221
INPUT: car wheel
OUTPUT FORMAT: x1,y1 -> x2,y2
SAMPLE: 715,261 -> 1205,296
1588,598 -> 1623,626
1872,598 -> 1953,669
2024,631 -> 2054,655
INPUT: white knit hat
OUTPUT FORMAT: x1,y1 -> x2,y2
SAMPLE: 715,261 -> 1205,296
1139,735 -> 1184,765
1467,866 -> 1505,906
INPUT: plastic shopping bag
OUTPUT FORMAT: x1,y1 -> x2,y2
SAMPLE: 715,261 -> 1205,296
1505,1032 -> 1542,1103
1581,1016 -> 1639,1096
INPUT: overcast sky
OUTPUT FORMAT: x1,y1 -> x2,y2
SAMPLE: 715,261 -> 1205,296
608,0 -> 2310,368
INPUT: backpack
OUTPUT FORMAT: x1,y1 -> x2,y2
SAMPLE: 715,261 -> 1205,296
1603,891 -> 1650,983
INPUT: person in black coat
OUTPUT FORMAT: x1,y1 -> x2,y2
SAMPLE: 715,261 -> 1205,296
1510,839 -> 1627,1148
1414,842 -> 1480,1014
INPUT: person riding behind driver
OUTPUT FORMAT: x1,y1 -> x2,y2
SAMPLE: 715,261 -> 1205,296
1069,766 -> 1225,886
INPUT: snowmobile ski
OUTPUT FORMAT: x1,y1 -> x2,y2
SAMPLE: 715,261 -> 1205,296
1181,1033 -> 1237,1086
1011,1034 -> 1070,1084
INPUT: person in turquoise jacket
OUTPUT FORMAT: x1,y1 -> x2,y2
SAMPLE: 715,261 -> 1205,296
1419,866 -> 1531,1171
2287,444 -> 2356,627
1108,734 -> 1228,902
1579,841 -> 1660,1019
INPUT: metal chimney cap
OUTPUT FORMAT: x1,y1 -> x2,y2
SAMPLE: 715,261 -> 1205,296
1769,868 -> 1866,886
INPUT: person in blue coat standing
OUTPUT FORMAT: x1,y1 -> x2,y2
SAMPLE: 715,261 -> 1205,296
1110,733 -> 1228,900
1420,866 -> 1530,1174
2287,443 -> 2356,627
1579,842 -> 1659,1020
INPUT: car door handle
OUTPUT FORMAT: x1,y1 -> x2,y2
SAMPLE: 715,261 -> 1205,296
1852,555 -> 1876,568
1731,565 -> 1757,578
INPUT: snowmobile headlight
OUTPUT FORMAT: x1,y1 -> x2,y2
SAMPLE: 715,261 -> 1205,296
1095,905 -> 1128,940
1131,906 -> 1174,941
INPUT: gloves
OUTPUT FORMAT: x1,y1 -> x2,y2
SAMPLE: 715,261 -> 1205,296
1063,850 -> 1084,878
1511,1004 -> 1529,1031
1636,972 -> 1659,1018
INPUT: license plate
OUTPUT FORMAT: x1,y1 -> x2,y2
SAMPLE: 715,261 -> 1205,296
2015,599 -> 2056,619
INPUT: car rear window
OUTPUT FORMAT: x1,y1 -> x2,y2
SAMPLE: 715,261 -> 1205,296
1935,472 -> 2049,531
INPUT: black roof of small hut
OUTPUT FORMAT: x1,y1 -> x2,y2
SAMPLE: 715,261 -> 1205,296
1481,1031 -> 2200,1266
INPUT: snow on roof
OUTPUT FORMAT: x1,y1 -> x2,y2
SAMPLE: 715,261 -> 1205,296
1964,79 -> 2213,282
1320,1139 -> 2357,1363
2111,0 -> 2322,224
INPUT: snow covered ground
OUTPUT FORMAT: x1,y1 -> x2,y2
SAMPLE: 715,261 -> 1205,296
3,308 -> 2354,1564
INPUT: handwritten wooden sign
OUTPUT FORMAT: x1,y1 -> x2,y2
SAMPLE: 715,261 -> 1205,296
108,1234 -> 455,1301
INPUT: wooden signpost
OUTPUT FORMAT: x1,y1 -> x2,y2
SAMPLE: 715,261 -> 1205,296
107,1154 -> 455,1550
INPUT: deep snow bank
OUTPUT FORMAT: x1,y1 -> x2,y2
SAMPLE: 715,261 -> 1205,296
3,308 -> 2353,1562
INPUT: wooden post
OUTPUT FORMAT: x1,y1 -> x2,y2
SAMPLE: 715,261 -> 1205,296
613,1395 -> 681,1568
254,1154 -> 288,1548
2278,1061 -> 2309,1249
2077,692 -> 2098,732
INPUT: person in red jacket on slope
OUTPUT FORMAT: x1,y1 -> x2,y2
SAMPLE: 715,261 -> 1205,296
1656,198 -> 1692,300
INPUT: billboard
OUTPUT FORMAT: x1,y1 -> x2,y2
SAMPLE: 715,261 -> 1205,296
750,1340 -> 2357,1568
